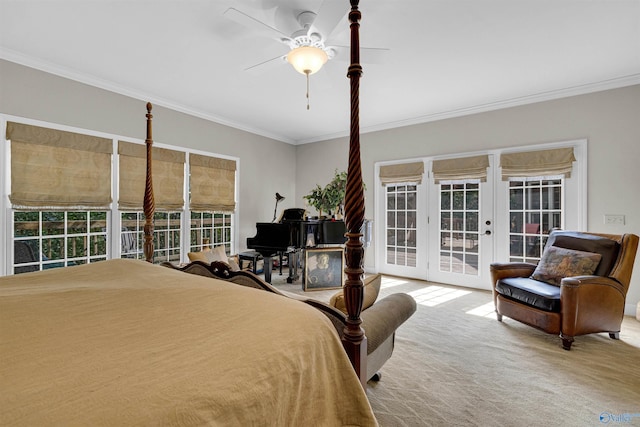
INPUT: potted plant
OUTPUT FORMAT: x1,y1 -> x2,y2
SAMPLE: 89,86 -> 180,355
324,170 -> 347,218
303,184 -> 329,218
304,170 -> 348,219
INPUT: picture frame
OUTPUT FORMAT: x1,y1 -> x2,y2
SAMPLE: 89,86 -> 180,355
304,247 -> 344,291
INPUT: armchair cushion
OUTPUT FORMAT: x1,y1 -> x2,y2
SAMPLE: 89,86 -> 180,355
496,277 -> 561,312
530,246 -> 602,286
329,273 -> 381,315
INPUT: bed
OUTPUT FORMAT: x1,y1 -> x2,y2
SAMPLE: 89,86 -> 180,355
1,1 -> 374,425
0,259 -> 375,425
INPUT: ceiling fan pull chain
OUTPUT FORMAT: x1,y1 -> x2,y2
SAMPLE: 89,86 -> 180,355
306,70 -> 311,110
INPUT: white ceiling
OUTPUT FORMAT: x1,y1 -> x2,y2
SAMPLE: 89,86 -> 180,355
1,0 -> 639,144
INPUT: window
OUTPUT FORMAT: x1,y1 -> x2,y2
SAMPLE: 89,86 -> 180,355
13,210 -> 108,273
4,119 -> 238,275
500,146 -> 577,263
508,177 -> 563,262
386,184 -> 417,267
7,122 -> 113,274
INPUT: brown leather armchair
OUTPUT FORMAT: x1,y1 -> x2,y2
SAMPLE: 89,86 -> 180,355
490,230 -> 639,350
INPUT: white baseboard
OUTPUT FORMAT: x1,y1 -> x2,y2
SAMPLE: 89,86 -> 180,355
624,301 -> 640,318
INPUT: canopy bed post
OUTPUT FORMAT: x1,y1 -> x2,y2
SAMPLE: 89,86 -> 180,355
143,102 -> 155,263
343,0 -> 367,386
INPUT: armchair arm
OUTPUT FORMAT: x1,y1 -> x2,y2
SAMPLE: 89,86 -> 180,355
561,275 -> 626,296
304,293 -> 416,355
560,275 -> 627,336
361,293 -> 417,355
490,262 -> 537,281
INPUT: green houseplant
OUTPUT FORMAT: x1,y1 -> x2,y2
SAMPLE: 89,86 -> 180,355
304,170 -> 348,218
324,170 -> 347,217
303,184 -> 329,218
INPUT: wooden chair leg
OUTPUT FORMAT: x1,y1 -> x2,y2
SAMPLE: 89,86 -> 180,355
560,334 -> 574,351
496,312 -> 503,322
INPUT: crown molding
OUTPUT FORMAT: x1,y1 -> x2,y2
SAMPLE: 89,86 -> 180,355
296,73 -> 640,145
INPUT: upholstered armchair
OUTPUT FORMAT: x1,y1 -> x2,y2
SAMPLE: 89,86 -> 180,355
490,230 -> 639,350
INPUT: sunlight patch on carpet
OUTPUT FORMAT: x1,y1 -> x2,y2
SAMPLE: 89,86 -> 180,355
380,277 -> 411,289
466,301 -> 496,318
408,285 -> 471,306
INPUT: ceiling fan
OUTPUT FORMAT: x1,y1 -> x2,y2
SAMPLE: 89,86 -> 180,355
223,1 -> 389,108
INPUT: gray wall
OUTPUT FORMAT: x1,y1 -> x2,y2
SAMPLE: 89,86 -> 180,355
295,85 -> 640,312
0,59 -> 297,251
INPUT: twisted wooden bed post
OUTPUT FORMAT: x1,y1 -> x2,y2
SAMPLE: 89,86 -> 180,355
143,102 -> 155,263
343,0 -> 367,387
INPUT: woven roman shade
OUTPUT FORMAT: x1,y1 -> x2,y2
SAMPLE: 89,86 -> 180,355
118,141 -> 185,210
432,155 -> 490,183
500,147 -> 576,180
379,161 -> 425,185
189,153 -> 236,212
7,122 -> 112,209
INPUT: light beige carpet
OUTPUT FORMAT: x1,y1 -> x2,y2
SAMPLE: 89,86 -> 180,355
271,273 -> 640,427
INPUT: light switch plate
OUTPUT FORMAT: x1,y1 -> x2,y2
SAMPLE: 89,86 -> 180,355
604,214 -> 625,225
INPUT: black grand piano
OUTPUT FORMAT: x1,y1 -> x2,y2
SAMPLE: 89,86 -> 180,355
247,208 -> 348,283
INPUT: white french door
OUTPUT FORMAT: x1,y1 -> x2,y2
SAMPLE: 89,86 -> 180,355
378,183 -> 425,278
426,172 -> 495,289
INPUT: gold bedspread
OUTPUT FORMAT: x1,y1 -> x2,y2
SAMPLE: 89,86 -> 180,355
0,259 -> 377,426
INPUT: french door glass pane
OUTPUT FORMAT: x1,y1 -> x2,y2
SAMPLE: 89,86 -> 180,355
439,182 -> 480,276
508,178 -> 563,262
386,185 -> 417,267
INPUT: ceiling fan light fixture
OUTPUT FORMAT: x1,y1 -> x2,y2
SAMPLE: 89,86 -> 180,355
286,46 -> 328,75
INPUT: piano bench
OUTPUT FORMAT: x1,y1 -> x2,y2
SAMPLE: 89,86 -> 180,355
239,251 -> 263,274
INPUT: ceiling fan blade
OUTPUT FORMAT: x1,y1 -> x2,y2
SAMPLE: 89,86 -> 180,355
224,7 -> 291,42
244,54 -> 288,74
330,46 -> 391,64
311,0 -> 348,41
